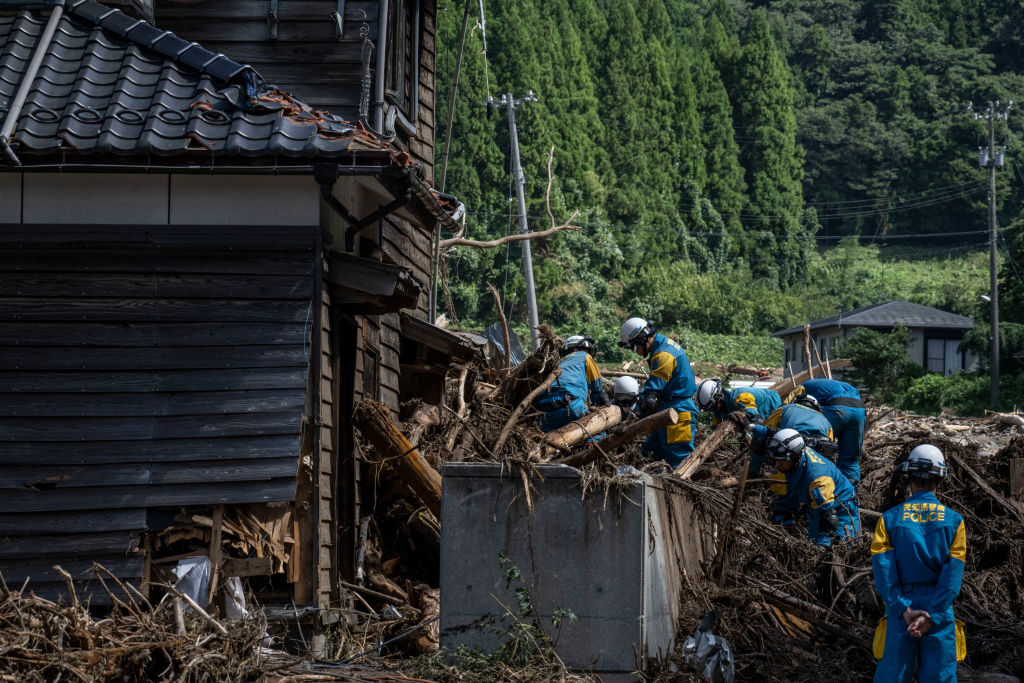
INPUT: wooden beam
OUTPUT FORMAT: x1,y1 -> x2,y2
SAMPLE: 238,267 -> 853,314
803,324 -> 814,380
222,557 -> 275,577
770,359 -> 853,397
558,408 -> 678,468
674,421 -> 737,480
207,505 -> 224,608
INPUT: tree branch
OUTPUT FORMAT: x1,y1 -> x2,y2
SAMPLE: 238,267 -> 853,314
440,222 -> 581,250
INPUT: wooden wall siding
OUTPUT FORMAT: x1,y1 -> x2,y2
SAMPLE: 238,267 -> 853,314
0,224 -> 316,598
382,215 -> 432,319
317,260 -> 338,607
153,0 -> 437,175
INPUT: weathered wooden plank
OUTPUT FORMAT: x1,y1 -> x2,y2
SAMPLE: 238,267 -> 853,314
0,273 -> 312,299
0,345 -> 307,371
157,0 -> 376,20
0,229 -> 316,251
0,457 -> 299,490
0,390 -> 306,418
157,18 -> 374,42
0,411 -> 302,442
0,435 -> 301,465
0,509 -> 146,535
0,322 -> 306,347
0,530 -> 142,558
177,39 -> 366,63
0,298 -> 310,323
0,367 -> 307,393
15,579 -> 140,606
0,249 -> 313,275
0,479 -> 299,513
0,556 -> 143,584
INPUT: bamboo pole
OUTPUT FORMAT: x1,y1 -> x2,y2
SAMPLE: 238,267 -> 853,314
803,324 -> 814,380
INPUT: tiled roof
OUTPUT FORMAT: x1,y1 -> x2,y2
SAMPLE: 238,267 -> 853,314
772,300 -> 976,337
0,1 -> 401,161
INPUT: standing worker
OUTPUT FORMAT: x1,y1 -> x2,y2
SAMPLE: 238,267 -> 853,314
618,318 -> 698,468
796,378 -> 866,485
533,335 -> 609,432
871,444 -> 966,683
694,378 -> 781,425
765,428 -> 859,545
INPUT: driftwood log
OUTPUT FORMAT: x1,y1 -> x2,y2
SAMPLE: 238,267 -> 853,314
556,408 -> 678,468
353,400 -> 442,518
533,404 -> 623,460
675,421 -> 737,479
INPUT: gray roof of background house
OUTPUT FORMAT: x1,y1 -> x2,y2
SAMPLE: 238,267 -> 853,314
772,300 -> 976,337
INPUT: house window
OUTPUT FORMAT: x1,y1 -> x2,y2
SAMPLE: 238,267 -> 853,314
363,345 -> 381,401
926,338 -> 964,376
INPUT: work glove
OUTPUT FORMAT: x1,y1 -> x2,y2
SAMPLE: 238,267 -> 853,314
594,389 -> 611,407
727,410 -> 750,429
639,391 -> 659,417
820,509 -> 840,535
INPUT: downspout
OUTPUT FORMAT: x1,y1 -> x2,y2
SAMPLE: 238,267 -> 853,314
0,0 -> 66,167
373,0 -> 390,134
389,0 -> 419,137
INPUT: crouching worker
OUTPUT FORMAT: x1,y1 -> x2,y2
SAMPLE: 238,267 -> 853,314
871,444 -> 966,683
694,378 -> 781,426
611,376 -> 641,414
766,429 -> 859,546
742,397 -> 835,476
618,317 -> 698,468
533,335 -> 608,432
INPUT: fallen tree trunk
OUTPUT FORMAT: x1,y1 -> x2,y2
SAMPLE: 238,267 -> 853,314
533,404 -> 623,460
675,421 -> 737,480
353,400 -> 442,518
991,412 -> 1024,428
770,359 -> 853,397
557,408 -> 678,468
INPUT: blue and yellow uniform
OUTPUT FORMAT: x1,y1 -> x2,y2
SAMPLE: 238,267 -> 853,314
709,386 -> 782,425
641,334 -> 697,468
798,379 -> 866,484
770,445 -> 859,546
748,403 -> 834,476
535,350 -> 604,432
871,491 -> 967,682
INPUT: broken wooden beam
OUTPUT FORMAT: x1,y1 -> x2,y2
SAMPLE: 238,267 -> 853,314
770,359 -> 853,397
353,399 -> 442,518
534,404 -> 623,460
557,408 -> 678,468
675,421 -> 737,480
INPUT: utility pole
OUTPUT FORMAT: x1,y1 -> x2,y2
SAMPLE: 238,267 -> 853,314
488,91 -> 540,350
974,100 -> 1011,409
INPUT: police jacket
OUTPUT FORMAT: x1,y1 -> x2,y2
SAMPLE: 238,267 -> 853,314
800,378 -> 864,409
644,334 -> 696,404
712,386 -> 782,425
771,446 -> 857,538
871,490 -> 966,625
534,350 -> 604,414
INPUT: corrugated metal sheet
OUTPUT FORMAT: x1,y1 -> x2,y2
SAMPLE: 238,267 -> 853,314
0,224 -> 315,601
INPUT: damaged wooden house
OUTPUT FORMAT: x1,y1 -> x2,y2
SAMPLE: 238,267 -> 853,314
0,0 -> 476,621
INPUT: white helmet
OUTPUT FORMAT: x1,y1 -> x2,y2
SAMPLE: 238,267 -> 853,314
619,317 -> 654,351
695,378 -> 724,411
795,393 -> 821,412
562,334 -> 595,356
612,376 -> 640,402
901,444 -> 947,479
768,428 -> 805,461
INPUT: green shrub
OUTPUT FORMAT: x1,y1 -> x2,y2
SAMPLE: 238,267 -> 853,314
895,372 -> 1024,417
899,374 -> 955,415
840,326 -> 923,402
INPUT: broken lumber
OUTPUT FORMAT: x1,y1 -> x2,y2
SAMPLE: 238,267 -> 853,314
770,359 -> 853,397
675,421 -> 737,480
557,408 -> 678,468
534,404 -> 623,460
353,400 -> 442,518
492,368 -> 561,457
992,412 -> 1024,428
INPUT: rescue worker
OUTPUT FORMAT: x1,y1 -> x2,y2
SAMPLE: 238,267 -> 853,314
766,428 -> 859,546
533,335 -> 608,432
740,398 -> 836,476
618,318 -> 698,468
795,378 -> 866,485
694,378 -> 781,425
871,444 -> 966,683
611,375 -> 641,411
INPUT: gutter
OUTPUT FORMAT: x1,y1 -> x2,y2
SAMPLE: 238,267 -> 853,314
0,0 -> 66,167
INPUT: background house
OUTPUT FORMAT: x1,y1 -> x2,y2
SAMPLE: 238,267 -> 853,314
774,300 -> 978,376
0,0 -> 470,627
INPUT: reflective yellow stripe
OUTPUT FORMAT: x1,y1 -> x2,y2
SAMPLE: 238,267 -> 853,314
735,392 -> 757,410
584,354 -> 602,383
768,469 -> 788,496
870,517 -> 893,556
955,619 -> 967,662
808,476 -> 835,509
949,519 -> 967,562
783,386 -> 806,405
764,407 -> 783,429
666,413 -> 692,444
649,351 -> 676,381
826,427 -> 834,440
873,616 -> 886,660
